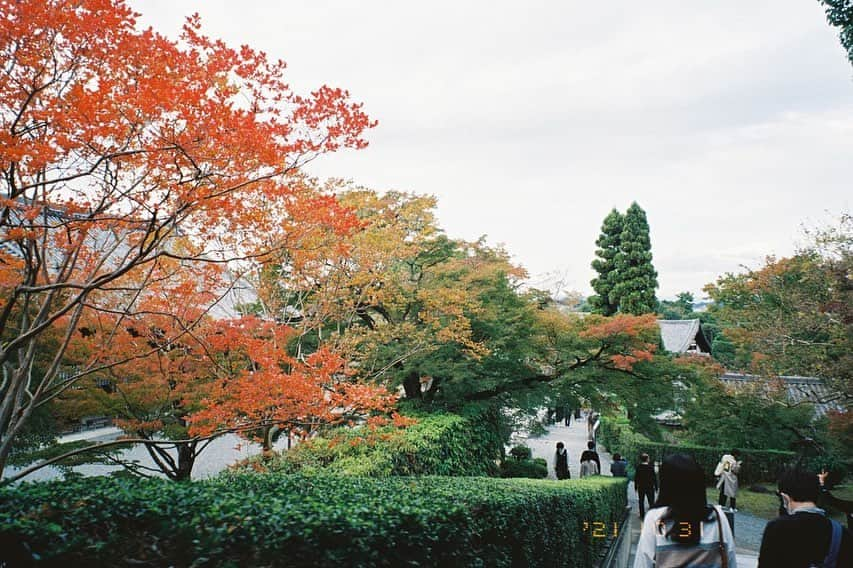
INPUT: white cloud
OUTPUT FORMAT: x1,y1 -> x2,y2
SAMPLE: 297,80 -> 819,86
130,0 -> 852,298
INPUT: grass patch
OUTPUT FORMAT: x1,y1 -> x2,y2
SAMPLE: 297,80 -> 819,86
705,486 -> 780,520
831,483 -> 853,501
706,483 -> 852,524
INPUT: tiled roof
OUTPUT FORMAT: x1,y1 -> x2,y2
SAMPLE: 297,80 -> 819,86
719,373 -> 842,417
657,319 -> 708,354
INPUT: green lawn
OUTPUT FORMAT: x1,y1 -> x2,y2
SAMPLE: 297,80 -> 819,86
706,484 -> 852,523
705,486 -> 780,520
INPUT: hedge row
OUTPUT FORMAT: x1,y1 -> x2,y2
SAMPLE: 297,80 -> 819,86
253,405 -> 504,477
0,473 -> 628,567
499,457 -> 548,479
597,418 -> 796,485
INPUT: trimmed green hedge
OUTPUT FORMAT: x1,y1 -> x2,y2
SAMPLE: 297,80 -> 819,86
0,473 -> 628,567
500,457 -> 548,479
598,418 -> 796,485
254,405 -> 504,477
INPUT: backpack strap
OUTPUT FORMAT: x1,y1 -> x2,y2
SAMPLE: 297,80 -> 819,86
711,506 -> 729,568
823,519 -> 843,568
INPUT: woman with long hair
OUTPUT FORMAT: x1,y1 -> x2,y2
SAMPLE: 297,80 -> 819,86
633,453 -> 737,568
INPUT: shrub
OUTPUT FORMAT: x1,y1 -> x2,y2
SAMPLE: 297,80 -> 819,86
0,473 -> 628,567
509,444 -> 532,460
598,417 -> 797,485
500,457 -> 547,479
251,405 -> 503,477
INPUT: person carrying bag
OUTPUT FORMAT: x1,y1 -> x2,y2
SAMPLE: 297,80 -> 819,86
634,453 -> 737,568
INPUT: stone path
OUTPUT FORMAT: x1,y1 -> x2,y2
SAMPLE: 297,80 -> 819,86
511,413 -> 764,567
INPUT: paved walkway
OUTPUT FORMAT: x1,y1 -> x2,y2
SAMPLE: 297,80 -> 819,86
512,414 -> 763,567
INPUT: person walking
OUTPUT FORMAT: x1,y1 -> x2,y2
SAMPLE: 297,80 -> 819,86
715,449 -> 742,511
554,442 -> 570,480
610,453 -> 628,477
758,466 -> 852,567
634,453 -> 737,568
579,441 -> 601,478
634,453 -> 657,518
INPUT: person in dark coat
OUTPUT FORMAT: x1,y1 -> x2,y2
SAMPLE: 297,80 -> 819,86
554,442 -> 570,480
579,441 -> 601,473
634,453 -> 657,518
610,453 -> 628,477
759,466 -> 852,567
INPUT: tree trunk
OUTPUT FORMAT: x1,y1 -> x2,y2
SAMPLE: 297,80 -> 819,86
262,426 -> 274,452
143,439 -> 198,481
174,441 -> 197,481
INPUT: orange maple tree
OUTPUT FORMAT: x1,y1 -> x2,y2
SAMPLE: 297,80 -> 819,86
0,0 -> 375,475
54,302 -> 396,480
186,317 -> 397,449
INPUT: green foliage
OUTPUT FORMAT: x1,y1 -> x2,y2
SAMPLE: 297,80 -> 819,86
590,203 -> 658,316
819,1 -> 853,65
0,473 -> 628,567
500,457 -> 548,479
710,334 -> 738,368
658,292 -> 695,320
705,243 -> 852,403
612,202 -> 658,315
527,419 -> 549,437
509,444 -> 533,460
6,406 -> 59,461
680,382 -> 819,452
415,267 -> 543,404
589,208 -> 624,316
597,417 -> 796,485
254,406 -> 503,477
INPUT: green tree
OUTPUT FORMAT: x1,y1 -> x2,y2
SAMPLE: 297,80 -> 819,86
680,381 -> 820,451
819,0 -> 853,65
710,334 -> 738,368
589,209 -> 624,316
659,292 -> 695,320
705,217 -> 852,407
612,202 -> 659,315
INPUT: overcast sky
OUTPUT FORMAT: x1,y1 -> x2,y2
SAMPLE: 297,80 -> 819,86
131,1 -> 852,299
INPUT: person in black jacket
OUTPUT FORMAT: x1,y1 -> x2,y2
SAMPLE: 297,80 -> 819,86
759,466 -> 852,567
634,453 -> 657,518
554,442 -> 570,480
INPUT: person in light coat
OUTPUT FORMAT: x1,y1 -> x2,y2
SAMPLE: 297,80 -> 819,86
634,453 -> 737,568
715,449 -> 742,511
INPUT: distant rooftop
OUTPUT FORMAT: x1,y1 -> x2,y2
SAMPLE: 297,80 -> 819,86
719,373 -> 842,417
657,319 -> 711,355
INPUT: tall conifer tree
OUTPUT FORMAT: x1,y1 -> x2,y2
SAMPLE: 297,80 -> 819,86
613,202 -> 658,314
589,208 -> 624,315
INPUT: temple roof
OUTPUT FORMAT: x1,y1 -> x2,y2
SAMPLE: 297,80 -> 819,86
720,373 -> 842,417
657,319 -> 711,354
